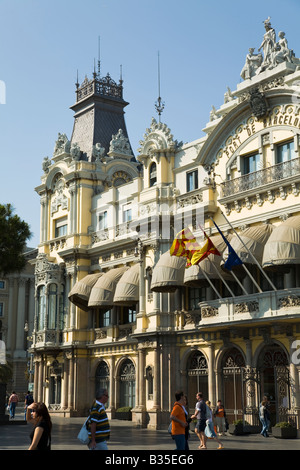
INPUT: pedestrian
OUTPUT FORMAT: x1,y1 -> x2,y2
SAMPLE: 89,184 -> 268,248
214,399 -> 227,435
182,395 -> 192,451
259,400 -> 269,437
24,390 -> 34,420
205,401 -> 224,449
88,388 -> 110,450
26,402 -> 52,450
170,391 -> 188,451
191,392 -> 207,449
8,391 -> 18,419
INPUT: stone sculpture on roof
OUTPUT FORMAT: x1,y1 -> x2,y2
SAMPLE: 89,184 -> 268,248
240,17 -> 298,80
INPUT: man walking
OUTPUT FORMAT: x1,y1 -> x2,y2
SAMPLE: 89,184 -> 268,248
191,392 -> 207,449
88,388 -> 110,450
170,391 -> 188,450
8,391 -> 18,419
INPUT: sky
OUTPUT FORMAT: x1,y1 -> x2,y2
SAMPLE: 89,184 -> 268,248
0,0 -> 300,247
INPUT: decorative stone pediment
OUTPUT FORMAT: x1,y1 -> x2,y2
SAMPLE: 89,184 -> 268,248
35,253 -> 64,284
137,118 -> 180,165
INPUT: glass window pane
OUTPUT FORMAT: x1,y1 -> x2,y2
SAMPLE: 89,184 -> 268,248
277,141 -> 294,163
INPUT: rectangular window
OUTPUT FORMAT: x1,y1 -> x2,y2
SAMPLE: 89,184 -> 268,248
0,281 -> 5,289
243,152 -> 260,174
187,170 -> 198,192
55,217 -> 68,238
276,140 -> 295,163
99,211 -> 108,230
0,303 -> 3,317
188,287 -> 206,310
123,203 -> 132,222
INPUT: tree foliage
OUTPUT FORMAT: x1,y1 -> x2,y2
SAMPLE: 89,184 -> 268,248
0,204 -> 32,275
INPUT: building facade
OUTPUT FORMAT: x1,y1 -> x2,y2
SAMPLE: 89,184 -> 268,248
0,248 -> 37,395
31,20 -> 300,431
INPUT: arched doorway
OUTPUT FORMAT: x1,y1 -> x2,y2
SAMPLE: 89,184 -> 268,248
95,361 -> 110,406
187,351 -> 208,411
257,343 -> 289,425
119,358 -> 136,408
221,347 -> 246,422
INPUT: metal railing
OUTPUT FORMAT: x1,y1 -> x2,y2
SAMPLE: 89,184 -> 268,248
221,157 -> 300,197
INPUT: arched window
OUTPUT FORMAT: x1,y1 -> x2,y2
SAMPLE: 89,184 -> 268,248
222,347 -> 245,421
120,359 -> 136,408
95,361 -> 110,405
187,351 -> 208,407
37,285 -> 46,331
48,283 -> 57,329
149,162 -> 157,187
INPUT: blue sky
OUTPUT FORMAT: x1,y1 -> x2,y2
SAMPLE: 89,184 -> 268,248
0,0 -> 300,247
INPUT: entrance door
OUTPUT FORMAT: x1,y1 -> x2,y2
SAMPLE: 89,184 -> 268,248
119,359 -> 136,408
257,344 -> 289,426
222,348 -> 246,423
187,351 -> 208,411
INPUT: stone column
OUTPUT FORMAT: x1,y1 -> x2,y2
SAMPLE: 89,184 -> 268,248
68,352 -> 74,410
61,354 -> 69,410
15,278 -> 27,356
153,342 -> 161,410
207,343 -> 216,406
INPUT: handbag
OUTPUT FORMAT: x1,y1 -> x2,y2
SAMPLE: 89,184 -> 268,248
168,422 -> 172,434
77,417 -> 90,444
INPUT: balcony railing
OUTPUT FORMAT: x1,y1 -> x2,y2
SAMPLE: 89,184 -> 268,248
221,157 -> 300,197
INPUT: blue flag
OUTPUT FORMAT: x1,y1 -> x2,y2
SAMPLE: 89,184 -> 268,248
212,220 -> 243,271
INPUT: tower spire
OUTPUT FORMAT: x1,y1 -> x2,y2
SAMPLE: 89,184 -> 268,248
154,51 -> 165,122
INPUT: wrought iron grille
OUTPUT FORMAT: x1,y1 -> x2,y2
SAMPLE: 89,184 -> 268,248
221,157 -> 300,197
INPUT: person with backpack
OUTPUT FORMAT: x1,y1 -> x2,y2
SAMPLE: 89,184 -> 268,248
191,392 -> 207,449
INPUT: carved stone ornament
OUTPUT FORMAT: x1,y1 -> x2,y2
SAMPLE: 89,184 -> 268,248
70,142 -> 81,161
42,156 -> 52,173
249,88 -> 268,118
109,129 -> 132,156
92,142 -> 105,161
53,133 -> 70,157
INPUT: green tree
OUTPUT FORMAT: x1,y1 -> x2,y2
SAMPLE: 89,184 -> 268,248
0,204 -> 32,275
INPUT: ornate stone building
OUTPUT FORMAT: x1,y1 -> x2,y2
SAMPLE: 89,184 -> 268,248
31,19 -> 300,432
0,248 -> 37,394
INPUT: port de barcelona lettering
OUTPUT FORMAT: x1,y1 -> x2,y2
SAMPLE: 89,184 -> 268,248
219,105 -> 299,160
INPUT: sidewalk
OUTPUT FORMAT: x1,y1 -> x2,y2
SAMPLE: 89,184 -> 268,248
0,411 -> 299,451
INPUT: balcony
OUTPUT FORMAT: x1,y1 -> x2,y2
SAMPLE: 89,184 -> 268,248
197,288 -> 300,327
219,158 -> 300,210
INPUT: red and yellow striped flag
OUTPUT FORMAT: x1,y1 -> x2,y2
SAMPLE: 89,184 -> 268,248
170,228 -> 201,266
191,232 -> 221,265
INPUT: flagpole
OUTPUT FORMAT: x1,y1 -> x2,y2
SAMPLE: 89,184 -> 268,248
197,222 -> 248,295
207,258 -> 236,297
220,212 -> 277,291
198,265 -> 223,300
208,216 -> 263,294
219,255 -> 249,295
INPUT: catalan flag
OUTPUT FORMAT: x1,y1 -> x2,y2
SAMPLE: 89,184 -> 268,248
191,232 -> 221,265
170,228 -> 201,266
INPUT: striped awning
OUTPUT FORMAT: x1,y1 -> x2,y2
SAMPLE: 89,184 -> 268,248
263,214 -> 300,268
184,234 -> 231,286
224,224 -> 273,266
88,266 -> 128,308
68,273 -> 103,311
150,251 -> 186,293
113,264 -> 139,306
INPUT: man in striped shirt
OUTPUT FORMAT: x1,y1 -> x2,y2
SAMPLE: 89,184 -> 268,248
88,388 -> 110,450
